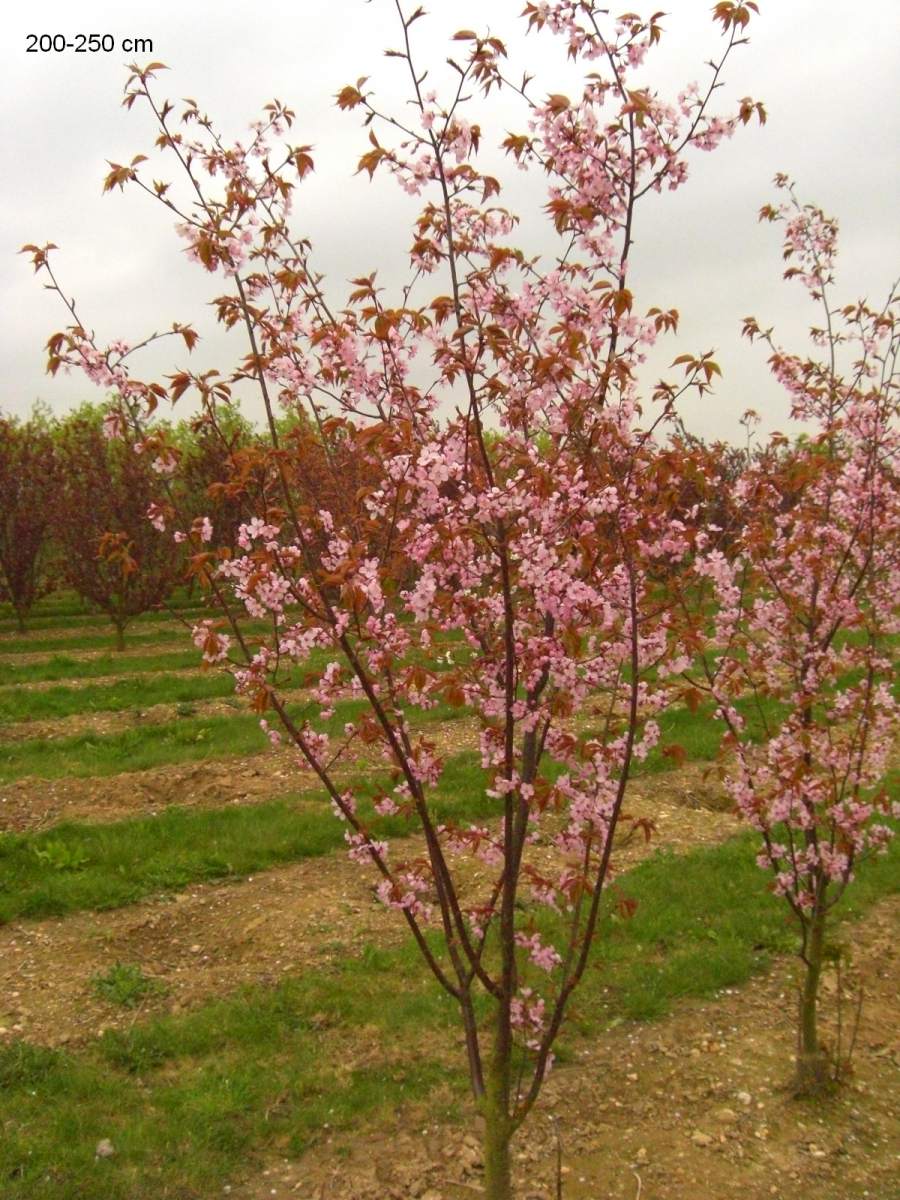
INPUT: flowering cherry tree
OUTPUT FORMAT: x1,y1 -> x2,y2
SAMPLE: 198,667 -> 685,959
25,3 -> 765,1192
51,408 -> 184,649
0,411 -> 57,632
688,179 -> 899,1093
176,412 -> 257,562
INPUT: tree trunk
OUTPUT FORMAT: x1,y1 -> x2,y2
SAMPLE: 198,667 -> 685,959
113,621 -> 126,652
796,909 -> 830,1094
15,610 -> 26,634
482,1049 -> 514,1199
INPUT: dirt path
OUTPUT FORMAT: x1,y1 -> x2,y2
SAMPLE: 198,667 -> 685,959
0,767 -> 739,1048
0,750 -> 292,832
2,639 -> 193,666
230,895 -> 900,1200
0,619 -> 191,645
0,693 -> 249,743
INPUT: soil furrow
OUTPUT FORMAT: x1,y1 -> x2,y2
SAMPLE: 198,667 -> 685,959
3,640 -> 194,665
0,694 -> 247,743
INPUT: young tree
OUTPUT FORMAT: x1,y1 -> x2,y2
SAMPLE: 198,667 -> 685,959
688,180 -> 899,1093
51,407 -> 184,649
25,3 -> 766,1192
176,411 -> 260,588
0,411 -> 57,631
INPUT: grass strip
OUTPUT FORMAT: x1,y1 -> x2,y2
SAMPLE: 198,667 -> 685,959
0,619 -> 284,656
0,650 -> 207,687
0,692 -> 468,784
0,603 -> 216,634
0,632 -> 460,688
0,710 -> 275,781
0,833 -> 896,1200
0,673 -> 242,724
565,827 -> 898,1022
0,644 -> 326,687
1,587 -> 201,618
0,668 -> 748,782
0,799 -> 355,923
0,661 -> 364,723
0,753 -> 493,924
0,628 -> 201,656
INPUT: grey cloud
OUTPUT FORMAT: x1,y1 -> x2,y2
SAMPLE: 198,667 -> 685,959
3,0 -> 897,440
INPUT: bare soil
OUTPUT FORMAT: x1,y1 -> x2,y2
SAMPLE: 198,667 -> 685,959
3,639 -> 192,665
0,618 -> 187,644
0,693 -> 251,743
0,751 -> 295,831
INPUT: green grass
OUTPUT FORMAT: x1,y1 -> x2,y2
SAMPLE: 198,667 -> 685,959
0,650 -> 207,687
0,710 -> 276,782
0,586 -> 215,623
0,618 -> 287,656
582,827 -> 900,1023
0,799 -> 350,923
0,694 -> 466,784
0,627 -> 199,655
0,752 -> 514,924
0,831 -> 896,1199
0,666 -> 333,724
0,602 -> 215,634
0,1007 -> 457,1200
0,673 -> 243,723
91,964 -> 166,1009
30,838 -> 91,873
0,642 -> 331,687
581,837 -> 801,1021
0,594 -> 91,619
0,635 -> 458,689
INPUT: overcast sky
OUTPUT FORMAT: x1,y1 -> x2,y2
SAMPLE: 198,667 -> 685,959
2,0 -> 898,442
